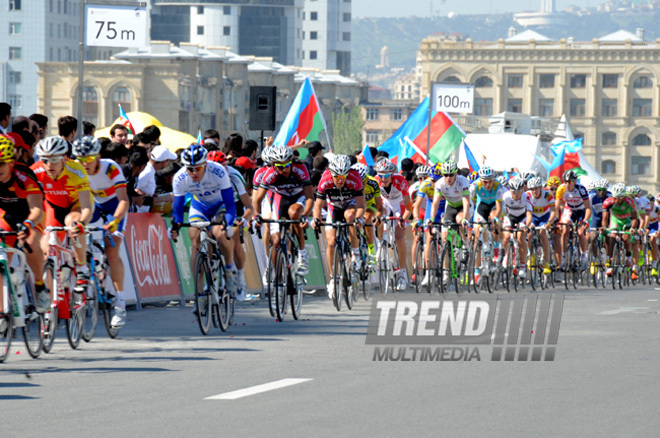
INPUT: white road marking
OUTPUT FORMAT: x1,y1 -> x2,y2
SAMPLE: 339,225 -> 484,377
597,307 -> 650,315
206,378 -> 313,400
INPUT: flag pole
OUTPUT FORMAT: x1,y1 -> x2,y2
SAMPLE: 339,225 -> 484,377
426,90 -> 432,165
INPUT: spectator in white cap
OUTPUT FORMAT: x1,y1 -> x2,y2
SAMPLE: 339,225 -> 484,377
135,144 -> 177,212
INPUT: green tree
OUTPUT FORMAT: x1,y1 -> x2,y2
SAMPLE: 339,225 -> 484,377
332,106 -> 365,155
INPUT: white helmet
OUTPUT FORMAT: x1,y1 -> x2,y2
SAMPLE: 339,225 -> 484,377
270,145 -> 293,163
374,158 -> 396,174
611,183 -> 626,198
37,136 -> 69,157
351,163 -> 368,180
329,154 -> 351,176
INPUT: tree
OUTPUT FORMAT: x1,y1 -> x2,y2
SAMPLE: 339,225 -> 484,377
332,106 -> 364,155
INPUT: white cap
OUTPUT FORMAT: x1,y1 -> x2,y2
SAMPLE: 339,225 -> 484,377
150,145 -> 177,162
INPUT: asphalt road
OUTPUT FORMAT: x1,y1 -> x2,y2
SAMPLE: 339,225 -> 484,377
2,284 -> 660,437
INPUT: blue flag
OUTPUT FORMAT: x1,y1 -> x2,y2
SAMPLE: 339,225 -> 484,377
463,141 -> 480,172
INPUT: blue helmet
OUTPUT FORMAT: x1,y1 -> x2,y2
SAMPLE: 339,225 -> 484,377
181,143 -> 208,166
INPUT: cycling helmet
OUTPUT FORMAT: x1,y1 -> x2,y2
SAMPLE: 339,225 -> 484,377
415,165 -> 430,179
72,136 -> 102,157
180,143 -> 208,166
496,175 -> 509,188
467,171 -> 478,183
374,158 -> 396,174
351,163 -> 368,181
521,171 -> 537,182
585,180 -> 596,191
441,160 -> 458,175
207,150 -> 226,163
509,178 -> 525,192
655,193 -> 660,203
478,166 -> 495,181
527,176 -> 543,189
0,135 -> 15,162
631,185 -> 642,195
429,163 -> 443,180
36,136 -> 69,157
611,183 -> 626,198
594,178 -> 609,190
546,176 -> 561,188
329,154 -> 351,176
563,169 -> 578,182
269,145 -> 293,164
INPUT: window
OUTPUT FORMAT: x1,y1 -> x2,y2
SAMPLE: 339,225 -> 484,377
602,132 -> 617,145
58,0 -> 60,13
63,0 -> 67,13
507,74 -> 523,88
366,131 -> 380,144
310,51 -> 318,60
633,76 -> 652,88
601,160 -> 616,174
570,74 -> 586,88
474,98 -> 493,116
9,22 -> 21,35
474,76 -> 493,88
9,0 -> 21,11
82,86 -> 98,127
197,26 -> 204,35
539,99 -> 554,116
508,98 -> 522,113
8,95 -> 21,108
342,32 -> 350,41
223,6 -> 231,14
223,26 -> 230,36
390,108 -> 402,120
50,0 -> 52,13
570,98 -> 585,117
197,6 -> 204,14
444,76 -> 460,83
343,12 -> 351,21
366,108 -> 379,120
8,71 -> 21,84
631,156 -> 651,175
310,11 -> 318,21
539,74 -> 555,88
8,47 -> 21,60
633,99 -> 652,117
602,99 -> 617,117
632,134 -> 651,146
603,74 -> 618,88
112,87 -> 131,121
310,31 -> 317,40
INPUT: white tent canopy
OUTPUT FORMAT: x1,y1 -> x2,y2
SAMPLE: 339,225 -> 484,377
457,133 -> 547,175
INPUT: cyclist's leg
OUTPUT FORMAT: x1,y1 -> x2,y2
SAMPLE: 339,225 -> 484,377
288,195 -> 306,250
64,206 -> 90,293
364,207 -> 376,257
559,208 -> 572,266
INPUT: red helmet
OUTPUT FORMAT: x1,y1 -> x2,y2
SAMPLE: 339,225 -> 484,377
207,150 -> 226,164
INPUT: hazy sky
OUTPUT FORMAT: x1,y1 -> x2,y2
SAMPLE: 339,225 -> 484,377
353,0 -> 598,17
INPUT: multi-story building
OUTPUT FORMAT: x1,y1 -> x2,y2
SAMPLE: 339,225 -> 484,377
418,29 -> 660,191
301,0 -> 351,76
361,100 -> 418,147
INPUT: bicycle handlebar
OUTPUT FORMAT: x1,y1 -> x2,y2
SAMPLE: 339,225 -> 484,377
0,230 -> 32,253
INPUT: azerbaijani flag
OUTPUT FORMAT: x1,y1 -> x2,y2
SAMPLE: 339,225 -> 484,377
274,77 -> 329,149
196,130 -> 203,144
378,96 -> 465,165
463,140 -> 480,172
357,144 -> 375,167
118,104 -> 135,135
549,138 -> 586,179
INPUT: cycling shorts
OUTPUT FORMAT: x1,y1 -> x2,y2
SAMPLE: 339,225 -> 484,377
561,208 -> 585,224
473,202 -> 495,223
532,212 -> 551,227
271,193 -> 306,234
609,216 -> 631,232
503,213 -> 526,229
91,197 -> 126,237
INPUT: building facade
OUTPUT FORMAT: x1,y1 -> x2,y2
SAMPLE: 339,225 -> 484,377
418,33 -> 660,191
361,100 -> 418,147
302,0 -> 351,75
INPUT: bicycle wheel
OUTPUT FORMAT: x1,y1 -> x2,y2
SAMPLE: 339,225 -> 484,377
65,271 -> 82,350
345,264 -> 355,310
101,289 -> 118,339
377,241 -> 389,295
438,243 -> 449,294
274,249 -> 288,321
504,241 -> 513,293
359,247 -> 371,301
571,245 -> 580,290
332,246 -> 343,311
291,271 -> 303,320
41,261 -> 57,353
588,241 -> 598,289
194,254 -> 213,335
529,241 -> 538,292
81,277 -> 99,342
0,296 -> 13,363
598,244 -> 607,289
265,255 -> 276,317
470,240 -> 480,294
536,243 -> 546,291
217,263 -> 230,332
414,238 -> 425,294
427,238 -> 439,294
564,243 -> 572,290
22,273 -> 43,358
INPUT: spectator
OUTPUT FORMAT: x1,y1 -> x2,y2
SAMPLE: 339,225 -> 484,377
12,115 -> 31,134
110,124 -> 129,145
141,125 -> 161,145
132,132 -> 151,151
122,147 -> 149,211
155,161 -> 181,196
83,121 -> 96,136
57,116 -> 77,143
242,139 -> 258,160
0,103 -> 10,134
98,137 -> 111,151
134,145 -> 177,212
375,150 -> 389,161
203,129 -> 220,150
223,133 -> 243,159
29,113 -> 48,141
313,155 -> 329,172
304,141 -> 325,172
102,141 -> 129,165
400,158 -> 414,173
6,132 -> 32,165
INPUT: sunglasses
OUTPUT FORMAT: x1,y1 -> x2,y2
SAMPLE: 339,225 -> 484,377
332,174 -> 347,180
443,173 -> 457,177
186,165 -> 205,173
274,161 -> 292,169
42,156 -> 65,165
377,173 -> 392,179
76,154 -> 98,164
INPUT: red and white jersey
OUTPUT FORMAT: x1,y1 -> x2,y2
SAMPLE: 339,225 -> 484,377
526,189 -> 554,218
315,169 -> 363,208
252,165 -> 269,188
259,162 -> 311,197
378,174 -> 409,207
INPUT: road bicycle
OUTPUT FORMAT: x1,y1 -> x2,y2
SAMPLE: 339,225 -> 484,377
316,221 -> 357,311
588,228 -> 608,289
84,226 -> 118,340
439,222 -> 470,294
468,220 -> 496,293
501,225 -> 527,292
607,229 -> 633,290
376,217 -> 403,294
355,224 -> 373,301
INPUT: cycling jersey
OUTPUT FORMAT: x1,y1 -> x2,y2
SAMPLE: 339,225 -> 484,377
363,175 -> 380,211
379,174 -> 409,206
315,169 -> 363,209
502,191 -> 532,218
648,202 -> 660,233
527,189 -> 555,218
87,159 -> 126,205
259,161 -> 311,197
635,196 -> 651,216
434,175 -> 470,208
226,165 -> 247,217
252,165 -> 269,188
32,159 -> 90,209
470,180 -> 504,206
589,190 -> 611,227
0,164 -> 44,237
603,196 -> 636,221
409,180 -> 421,202
416,178 -> 445,222
556,183 -> 589,211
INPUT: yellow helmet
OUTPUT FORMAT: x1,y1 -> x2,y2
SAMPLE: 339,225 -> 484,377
546,176 -> 561,189
0,136 -> 15,163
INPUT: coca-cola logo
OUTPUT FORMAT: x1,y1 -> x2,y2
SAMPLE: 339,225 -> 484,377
130,223 -> 172,287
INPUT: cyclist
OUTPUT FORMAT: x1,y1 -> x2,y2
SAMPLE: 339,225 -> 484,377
351,162 -> 383,262
602,183 -> 638,276
649,193 -> 660,276
313,155 -> 365,298
409,165 -> 429,202
253,145 -> 313,275
416,164 -> 445,287
628,185 -> 649,279
0,136 -> 48,314
72,136 -> 129,327
31,136 -> 94,299
526,176 -> 555,275
208,150 -> 254,301
170,144 -> 238,296
374,158 -> 412,290
555,170 -> 592,271
501,178 -> 533,279
410,165 -> 429,277
253,147 -> 275,284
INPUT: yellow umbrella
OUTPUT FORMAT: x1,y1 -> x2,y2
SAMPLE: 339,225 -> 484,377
95,111 -> 197,153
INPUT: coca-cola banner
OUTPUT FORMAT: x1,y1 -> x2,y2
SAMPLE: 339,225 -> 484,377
124,213 -> 182,303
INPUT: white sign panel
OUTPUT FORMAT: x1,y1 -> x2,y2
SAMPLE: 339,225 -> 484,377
432,83 -> 474,114
85,5 -> 147,48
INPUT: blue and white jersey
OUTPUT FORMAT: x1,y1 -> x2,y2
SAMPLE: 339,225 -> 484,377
589,190 -> 611,224
173,161 -> 232,208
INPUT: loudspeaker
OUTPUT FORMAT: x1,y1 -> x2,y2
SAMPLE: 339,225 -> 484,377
249,86 -> 276,131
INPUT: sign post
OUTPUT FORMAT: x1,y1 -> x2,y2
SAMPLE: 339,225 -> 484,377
427,83 -> 474,163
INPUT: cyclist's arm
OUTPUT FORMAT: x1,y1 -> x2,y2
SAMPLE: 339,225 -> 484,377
462,195 -> 470,217
602,209 -> 610,229
374,194 -> 384,218
413,195 -> 424,221
355,194 -> 366,220
26,193 -> 44,226
631,208 -> 639,229
555,196 -> 563,219
172,195 -> 186,225
111,186 -> 130,223
525,210 -> 533,227
221,187 -> 237,227
239,192 -> 253,221
313,197 -> 324,221
491,199 -> 502,220
583,198 -> 592,223
430,192 -> 441,222
253,187 -> 268,216
302,185 -> 314,217
78,189 -> 94,224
